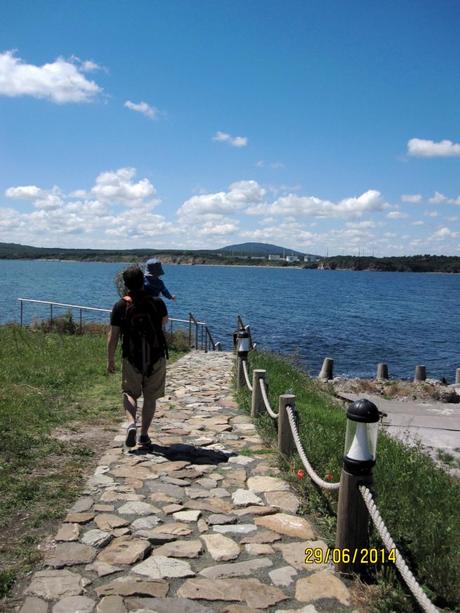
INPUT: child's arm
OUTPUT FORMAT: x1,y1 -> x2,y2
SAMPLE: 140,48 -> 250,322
160,279 -> 176,301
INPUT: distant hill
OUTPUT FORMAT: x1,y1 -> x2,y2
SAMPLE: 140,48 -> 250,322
219,242 -> 312,257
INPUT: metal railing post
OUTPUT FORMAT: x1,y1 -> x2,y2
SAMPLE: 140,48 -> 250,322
278,394 -> 296,456
188,313 -> 192,348
50,304 -> 53,325
20,300 -> 23,327
251,369 -> 266,418
79,308 -> 83,334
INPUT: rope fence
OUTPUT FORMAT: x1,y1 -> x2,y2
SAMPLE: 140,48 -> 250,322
241,359 -> 253,391
286,405 -> 340,490
234,316 -> 439,613
259,378 -> 279,418
360,485 -> 438,613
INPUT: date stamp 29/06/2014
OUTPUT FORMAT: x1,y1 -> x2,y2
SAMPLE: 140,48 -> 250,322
305,547 -> 397,565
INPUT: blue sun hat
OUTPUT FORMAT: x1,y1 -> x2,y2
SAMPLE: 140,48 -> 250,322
145,258 -> 165,277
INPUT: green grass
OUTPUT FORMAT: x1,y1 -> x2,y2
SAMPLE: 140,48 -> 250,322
0,325 -> 186,600
237,351 -> 460,612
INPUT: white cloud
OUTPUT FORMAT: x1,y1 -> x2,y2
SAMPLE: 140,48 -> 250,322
2,168 -> 173,246
248,189 -> 389,219
401,194 -> 422,203
212,131 -> 248,148
432,227 -> 458,239
256,160 -> 285,169
124,100 -> 160,120
412,221 -> 424,226
429,191 -> 447,204
5,185 -> 42,200
425,211 -> 439,218
0,50 -> 102,103
178,180 -> 266,221
387,211 -> 408,220
89,167 -> 157,207
407,138 -> 460,158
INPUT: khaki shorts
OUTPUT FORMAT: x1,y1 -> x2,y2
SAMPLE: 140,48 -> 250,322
122,357 -> 166,401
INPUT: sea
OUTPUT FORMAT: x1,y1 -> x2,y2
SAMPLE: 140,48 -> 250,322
1,259 -> 459,381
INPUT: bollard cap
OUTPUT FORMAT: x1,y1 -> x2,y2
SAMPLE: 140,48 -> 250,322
346,399 -> 380,423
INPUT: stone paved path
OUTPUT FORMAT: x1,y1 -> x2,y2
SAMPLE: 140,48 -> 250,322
18,352 -> 353,613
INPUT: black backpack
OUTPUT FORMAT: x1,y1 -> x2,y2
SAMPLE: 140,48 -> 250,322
123,295 -> 167,375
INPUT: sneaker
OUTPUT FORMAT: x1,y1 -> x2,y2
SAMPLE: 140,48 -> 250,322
125,423 -> 137,447
138,434 -> 152,446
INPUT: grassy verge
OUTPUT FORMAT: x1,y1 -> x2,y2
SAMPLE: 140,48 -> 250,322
0,324 -> 186,601
237,351 -> 460,612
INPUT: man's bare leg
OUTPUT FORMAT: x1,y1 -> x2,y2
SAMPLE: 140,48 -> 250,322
123,392 -> 137,423
141,396 -> 156,437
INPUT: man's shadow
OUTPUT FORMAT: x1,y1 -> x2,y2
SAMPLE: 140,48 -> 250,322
130,442 -> 236,465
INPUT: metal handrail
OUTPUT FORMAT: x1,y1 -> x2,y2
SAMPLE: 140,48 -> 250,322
17,298 -> 219,351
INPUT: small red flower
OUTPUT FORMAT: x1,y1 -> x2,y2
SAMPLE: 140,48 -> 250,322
325,472 -> 333,482
296,469 -> 305,480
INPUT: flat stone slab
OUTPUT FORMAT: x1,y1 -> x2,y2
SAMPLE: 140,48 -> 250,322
213,524 -> 257,535
25,570 -> 83,600
264,491 -> 300,514
241,529 -> 282,544
132,555 -> 195,579
147,523 -> 193,539
201,534 -> 240,561
207,513 -> 238,525
275,540 -> 329,570
52,595 -> 95,613
69,497 -> 94,513
247,476 -> 290,493
231,489 -> 263,507
255,513 -> 315,539
45,543 -> 96,568
269,566 -> 298,587
152,540 -> 203,558
275,607 -> 319,613
95,576 -> 169,598
131,515 -> 162,530
117,501 -> 161,516
124,597 -> 212,613
81,529 -> 112,548
177,578 -> 288,609
19,597 -> 48,613
244,543 -> 275,555
172,510 -> 201,522
94,514 -> 129,531
295,570 -> 351,606
64,512 -> 95,524
97,537 -> 150,565
199,557 -> 273,578
96,595 -> 127,613
184,498 -> 232,514
55,524 -> 80,542
85,561 -> 122,577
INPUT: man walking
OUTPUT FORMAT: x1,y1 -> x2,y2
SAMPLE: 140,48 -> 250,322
107,265 -> 168,447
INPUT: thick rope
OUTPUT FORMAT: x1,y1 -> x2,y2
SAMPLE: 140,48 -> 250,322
286,406 -> 340,490
359,485 -> 438,613
259,378 -> 279,418
241,359 -> 253,391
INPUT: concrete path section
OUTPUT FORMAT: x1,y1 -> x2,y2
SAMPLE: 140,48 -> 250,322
340,392 -> 460,467
18,351 -> 354,613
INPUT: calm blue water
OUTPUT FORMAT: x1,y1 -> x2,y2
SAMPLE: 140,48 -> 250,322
1,260 -> 459,380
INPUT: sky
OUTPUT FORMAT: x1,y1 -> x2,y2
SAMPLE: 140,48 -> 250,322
0,0 -> 459,256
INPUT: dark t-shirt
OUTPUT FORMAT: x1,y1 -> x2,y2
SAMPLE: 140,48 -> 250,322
110,292 -> 168,360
